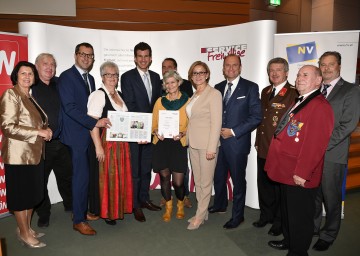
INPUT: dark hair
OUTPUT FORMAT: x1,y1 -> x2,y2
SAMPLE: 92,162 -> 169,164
134,42 -> 152,57
223,54 -> 241,66
10,61 -> 39,86
163,58 -> 177,69
267,57 -> 289,74
319,51 -> 341,65
75,42 -> 94,54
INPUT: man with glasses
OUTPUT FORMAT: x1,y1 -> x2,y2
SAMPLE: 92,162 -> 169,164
121,42 -> 163,222
209,54 -> 262,229
58,42 -> 111,235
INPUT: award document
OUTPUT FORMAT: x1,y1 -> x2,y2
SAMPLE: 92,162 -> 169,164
106,111 -> 152,142
158,110 -> 179,139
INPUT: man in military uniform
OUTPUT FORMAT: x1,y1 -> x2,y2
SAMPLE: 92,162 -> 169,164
254,57 -> 298,236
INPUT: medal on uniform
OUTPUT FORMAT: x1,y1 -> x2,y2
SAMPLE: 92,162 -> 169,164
295,132 -> 300,142
272,116 -> 278,127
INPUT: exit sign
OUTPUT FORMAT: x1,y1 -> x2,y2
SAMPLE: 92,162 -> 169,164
269,0 -> 281,6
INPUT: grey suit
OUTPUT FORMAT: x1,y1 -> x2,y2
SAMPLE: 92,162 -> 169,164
314,78 -> 360,243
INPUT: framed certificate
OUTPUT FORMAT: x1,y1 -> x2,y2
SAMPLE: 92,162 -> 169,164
158,110 -> 179,139
106,111 -> 152,142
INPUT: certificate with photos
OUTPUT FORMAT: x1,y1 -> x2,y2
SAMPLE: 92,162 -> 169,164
106,111 -> 152,142
158,110 -> 179,139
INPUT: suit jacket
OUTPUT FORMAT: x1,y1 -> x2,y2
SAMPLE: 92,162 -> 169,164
186,85 -> 222,152
0,86 -> 48,164
58,65 -> 97,147
161,78 -> 194,97
215,77 -> 262,155
121,68 -> 162,113
255,82 -> 298,159
265,92 -> 334,188
324,78 -> 360,164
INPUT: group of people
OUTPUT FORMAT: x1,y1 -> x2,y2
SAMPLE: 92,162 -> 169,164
1,40 -> 359,256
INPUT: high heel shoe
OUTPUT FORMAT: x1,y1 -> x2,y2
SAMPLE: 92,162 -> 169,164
187,219 -> 204,230
16,228 -> 45,238
16,233 -> 46,248
188,212 -> 208,223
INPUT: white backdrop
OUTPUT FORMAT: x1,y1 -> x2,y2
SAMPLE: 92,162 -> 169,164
19,20 -> 277,209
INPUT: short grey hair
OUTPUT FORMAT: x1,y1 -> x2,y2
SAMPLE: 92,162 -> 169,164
163,70 -> 183,86
35,53 -> 57,67
100,61 -> 119,76
267,57 -> 289,74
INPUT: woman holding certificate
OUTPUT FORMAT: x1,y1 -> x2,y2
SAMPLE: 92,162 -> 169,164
152,70 -> 189,222
87,61 -> 132,225
185,61 -> 222,230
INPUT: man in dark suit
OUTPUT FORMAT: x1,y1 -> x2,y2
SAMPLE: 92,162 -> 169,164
209,54 -> 262,229
58,42 -> 111,235
121,42 -> 163,222
266,65 -> 334,256
161,58 -> 193,97
253,58 -> 298,236
33,53 -> 72,228
313,51 -> 360,251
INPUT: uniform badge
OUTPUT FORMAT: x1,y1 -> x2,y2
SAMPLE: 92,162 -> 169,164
271,103 -> 286,109
272,116 -> 278,127
278,87 -> 287,96
287,120 -> 304,137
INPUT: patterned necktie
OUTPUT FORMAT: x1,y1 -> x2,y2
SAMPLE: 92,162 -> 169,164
223,82 -> 233,106
269,87 -> 276,101
82,73 -> 90,95
143,73 -> 152,103
321,84 -> 331,98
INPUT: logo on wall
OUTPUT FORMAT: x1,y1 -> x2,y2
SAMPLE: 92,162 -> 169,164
0,40 -> 20,85
286,41 -> 318,64
201,44 -> 247,61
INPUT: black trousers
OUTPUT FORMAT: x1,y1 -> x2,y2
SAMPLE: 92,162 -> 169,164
257,157 -> 281,229
35,140 -> 72,219
280,184 -> 318,256
88,141 -> 100,215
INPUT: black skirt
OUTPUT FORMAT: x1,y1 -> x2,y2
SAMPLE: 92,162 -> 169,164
152,139 -> 188,173
5,161 -> 44,211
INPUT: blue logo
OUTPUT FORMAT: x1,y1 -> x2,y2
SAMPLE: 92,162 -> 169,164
286,41 -> 317,64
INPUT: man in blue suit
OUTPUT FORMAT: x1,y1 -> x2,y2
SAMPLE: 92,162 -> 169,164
58,42 -> 111,235
121,42 -> 163,222
209,54 -> 262,229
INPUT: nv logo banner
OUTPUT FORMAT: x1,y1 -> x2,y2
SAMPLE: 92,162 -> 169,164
286,41 -> 318,64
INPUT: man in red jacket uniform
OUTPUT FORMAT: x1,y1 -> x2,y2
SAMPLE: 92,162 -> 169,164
265,65 -> 334,256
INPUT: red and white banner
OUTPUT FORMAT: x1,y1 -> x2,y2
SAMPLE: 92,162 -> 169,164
0,32 -> 28,217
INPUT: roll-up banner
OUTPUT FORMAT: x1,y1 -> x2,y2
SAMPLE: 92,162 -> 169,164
0,32 -> 28,218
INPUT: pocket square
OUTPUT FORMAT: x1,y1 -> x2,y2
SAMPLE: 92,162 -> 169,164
237,96 -> 246,99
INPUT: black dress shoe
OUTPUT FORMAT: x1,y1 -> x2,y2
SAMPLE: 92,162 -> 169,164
268,227 -> 282,236
104,219 -> 117,225
223,218 -> 244,229
268,240 -> 288,250
208,206 -> 227,214
312,239 -> 332,251
37,217 -> 50,228
252,219 -> 269,228
141,201 -> 162,211
133,208 -> 146,222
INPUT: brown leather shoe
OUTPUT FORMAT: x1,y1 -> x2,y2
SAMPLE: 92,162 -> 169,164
73,222 -> 96,235
133,208 -> 146,222
183,196 -> 192,208
86,213 -> 100,221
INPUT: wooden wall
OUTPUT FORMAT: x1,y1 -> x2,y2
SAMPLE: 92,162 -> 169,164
0,0 -> 251,33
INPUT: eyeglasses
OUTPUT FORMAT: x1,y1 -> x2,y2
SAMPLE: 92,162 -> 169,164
77,52 -> 94,59
103,73 -> 119,78
192,71 -> 207,76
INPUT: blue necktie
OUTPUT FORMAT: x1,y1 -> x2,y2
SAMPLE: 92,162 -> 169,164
322,84 -> 331,98
82,73 -> 90,95
224,82 -> 233,106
